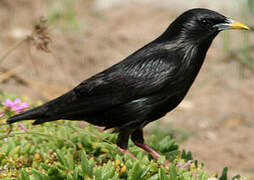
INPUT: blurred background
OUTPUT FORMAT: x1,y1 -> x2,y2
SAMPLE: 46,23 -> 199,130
0,0 -> 253,178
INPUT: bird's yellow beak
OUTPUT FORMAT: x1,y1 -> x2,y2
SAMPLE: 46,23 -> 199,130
229,20 -> 249,30
214,18 -> 249,31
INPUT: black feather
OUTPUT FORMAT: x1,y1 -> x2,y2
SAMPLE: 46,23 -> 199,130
7,8 -> 235,150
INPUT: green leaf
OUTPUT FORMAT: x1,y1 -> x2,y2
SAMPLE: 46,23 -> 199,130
169,163 -> 177,180
198,171 -> 209,180
66,152 -> 74,170
102,161 -> 115,180
66,174 -> 73,180
81,150 -> 91,177
40,163 -> 52,171
182,150 -> 192,161
127,161 -> 143,180
219,167 -> 228,180
73,168 -> 80,180
55,149 -> 67,167
147,174 -> 159,180
140,166 -> 151,180
31,168 -> 49,180
48,166 -> 60,175
159,167 -> 169,180
110,173 -> 119,180
94,166 -> 103,180
20,169 -> 30,180
47,166 -> 65,180
232,175 -> 241,180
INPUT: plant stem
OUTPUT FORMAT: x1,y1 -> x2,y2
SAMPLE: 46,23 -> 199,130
0,37 -> 28,65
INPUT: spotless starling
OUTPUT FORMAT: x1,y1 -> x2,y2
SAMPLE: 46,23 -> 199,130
7,8 -> 249,159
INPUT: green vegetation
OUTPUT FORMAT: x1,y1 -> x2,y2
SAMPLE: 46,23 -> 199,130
0,92 -> 248,179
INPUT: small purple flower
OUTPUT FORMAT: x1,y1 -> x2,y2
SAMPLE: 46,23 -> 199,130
3,138 -> 8,142
0,112 -> 4,117
177,160 -> 193,169
18,123 -> 27,131
2,98 -> 29,113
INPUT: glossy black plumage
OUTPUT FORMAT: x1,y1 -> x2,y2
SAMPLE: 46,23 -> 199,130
7,8 -> 247,151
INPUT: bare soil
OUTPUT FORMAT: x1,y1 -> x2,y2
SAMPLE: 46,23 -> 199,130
0,1 -> 253,178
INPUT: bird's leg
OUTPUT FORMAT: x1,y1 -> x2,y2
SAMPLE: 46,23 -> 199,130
131,129 -> 160,159
134,142 -> 161,159
131,129 -> 169,166
117,147 -> 135,160
117,131 -> 136,159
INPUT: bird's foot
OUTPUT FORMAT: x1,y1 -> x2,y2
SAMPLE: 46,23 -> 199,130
134,142 -> 161,159
118,147 -> 136,160
134,142 -> 169,167
164,160 -> 170,167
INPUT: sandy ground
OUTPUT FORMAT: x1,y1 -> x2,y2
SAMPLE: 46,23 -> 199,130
0,1 -> 253,178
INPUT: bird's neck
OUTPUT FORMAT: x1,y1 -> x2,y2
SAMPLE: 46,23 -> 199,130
194,34 -> 216,67
178,35 -> 216,88
155,31 -> 217,69
183,33 -> 216,64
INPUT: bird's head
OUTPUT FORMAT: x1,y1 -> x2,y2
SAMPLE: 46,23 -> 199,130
159,8 -> 249,45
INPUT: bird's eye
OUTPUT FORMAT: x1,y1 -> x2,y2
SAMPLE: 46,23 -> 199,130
200,19 -> 212,27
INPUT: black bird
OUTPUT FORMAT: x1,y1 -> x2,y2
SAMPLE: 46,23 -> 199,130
7,8 -> 249,159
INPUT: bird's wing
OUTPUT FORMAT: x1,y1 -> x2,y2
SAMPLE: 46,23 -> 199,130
22,46 -> 181,122
70,48 -> 181,113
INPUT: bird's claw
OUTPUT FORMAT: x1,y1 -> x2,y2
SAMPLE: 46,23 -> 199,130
117,146 -> 136,160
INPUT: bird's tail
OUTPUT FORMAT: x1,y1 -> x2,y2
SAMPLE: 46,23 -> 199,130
6,104 -> 47,124
6,90 -> 78,125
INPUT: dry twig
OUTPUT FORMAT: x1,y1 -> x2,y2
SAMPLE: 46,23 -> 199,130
0,66 -> 24,83
0,16 -> 51,66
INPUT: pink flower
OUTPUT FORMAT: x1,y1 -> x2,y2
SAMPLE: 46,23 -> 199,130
18,123 -> 27,131
3,138 -> 8,142
2,98 -> 29,113
1,98 -> 29,117
177,160 -> 193,169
